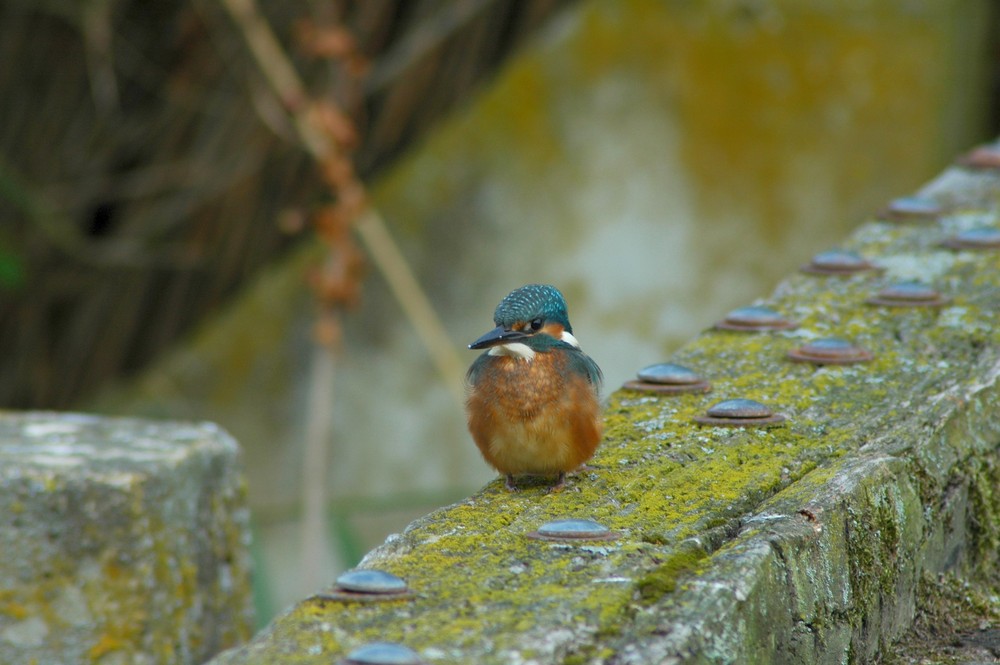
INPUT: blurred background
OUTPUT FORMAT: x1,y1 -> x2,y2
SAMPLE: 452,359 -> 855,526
1,0 -> 997,623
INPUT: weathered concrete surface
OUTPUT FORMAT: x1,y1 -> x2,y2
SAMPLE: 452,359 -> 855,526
205,147 -> 1000,664
0,413 -> 255,664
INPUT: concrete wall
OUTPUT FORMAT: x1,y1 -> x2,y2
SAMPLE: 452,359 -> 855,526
206,149 -> 1000,663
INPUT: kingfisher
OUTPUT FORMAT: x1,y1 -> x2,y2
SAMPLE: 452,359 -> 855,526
465,284 -> 603,491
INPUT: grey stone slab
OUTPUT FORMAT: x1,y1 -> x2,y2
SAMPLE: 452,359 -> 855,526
0,412 -> 254,664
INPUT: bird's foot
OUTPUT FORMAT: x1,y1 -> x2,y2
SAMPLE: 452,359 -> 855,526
505,474 -> 518,491
547,471 -> 566,494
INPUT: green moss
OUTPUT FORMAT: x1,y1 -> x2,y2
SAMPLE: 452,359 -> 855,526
562,645 -> 615,665
845,485 -> 903,623
967,455 -> 1000,574
636,543 -> 709,602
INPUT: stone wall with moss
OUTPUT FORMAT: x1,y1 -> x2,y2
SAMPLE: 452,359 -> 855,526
205,148 -> 1000,663
0,413 -> 254,664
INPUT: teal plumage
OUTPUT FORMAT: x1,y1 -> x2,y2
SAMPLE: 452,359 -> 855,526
492,284 -> 574,332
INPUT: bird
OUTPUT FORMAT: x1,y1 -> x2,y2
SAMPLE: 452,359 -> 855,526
465,284 -> 603,491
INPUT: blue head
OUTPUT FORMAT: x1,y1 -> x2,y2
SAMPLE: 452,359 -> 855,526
469,284 -> 575,350
493,284 -> 571,333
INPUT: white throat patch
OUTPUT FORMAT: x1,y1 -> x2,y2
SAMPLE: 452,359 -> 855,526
488,342 -> 535,361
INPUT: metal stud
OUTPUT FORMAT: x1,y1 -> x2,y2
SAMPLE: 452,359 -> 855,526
693,399 -> 786,427
940,227 -> 1000,250
714,305 -> 798,332
341,642 -> 424,665
800,249 -> 879,276
622,363 -> 712,394
313,569 -> 413,603
527,518 -> 619,542
880,196 -> 941,221
957,145 -> 1000,170
787,337 -> 873,365
337,569 -> 408,594
866,281 -> 950,307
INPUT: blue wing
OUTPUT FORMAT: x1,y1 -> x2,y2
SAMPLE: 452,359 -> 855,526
567,347 -> 603,392
466,352 -> 493,387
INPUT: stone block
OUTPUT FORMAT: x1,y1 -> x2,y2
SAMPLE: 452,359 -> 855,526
0,412 -> 254,664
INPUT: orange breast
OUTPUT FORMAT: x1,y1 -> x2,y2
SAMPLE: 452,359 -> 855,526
466,352 -> 602,475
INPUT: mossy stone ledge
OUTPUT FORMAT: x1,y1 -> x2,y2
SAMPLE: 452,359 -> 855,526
211,148 -> 1000,664
0,412 -> 254,664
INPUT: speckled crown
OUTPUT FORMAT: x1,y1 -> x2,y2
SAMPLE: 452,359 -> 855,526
493,284 -> 572,332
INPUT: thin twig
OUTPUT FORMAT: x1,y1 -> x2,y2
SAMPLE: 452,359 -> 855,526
219,0 -> 466,403
353,209 -> 467,399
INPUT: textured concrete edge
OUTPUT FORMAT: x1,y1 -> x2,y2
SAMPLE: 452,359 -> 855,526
609,355 -> 1000,664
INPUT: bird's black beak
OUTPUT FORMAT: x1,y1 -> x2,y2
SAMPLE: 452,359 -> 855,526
468,326 -> 530,350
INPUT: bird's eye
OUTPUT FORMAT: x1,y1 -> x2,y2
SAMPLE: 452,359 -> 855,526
529,318 -> 543,331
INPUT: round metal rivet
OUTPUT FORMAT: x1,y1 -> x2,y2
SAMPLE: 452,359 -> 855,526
342,642 -> 424,665
940,227 -> 1000,250
866,282 -> 950,307
336,569 -> 408,595
637,363 -> 701,384
527,518 -> 619,542
693,399 -> 786,427
879,282 -> 937,300
881,196 -> 941,221
724,306 -> 785,326
313,569 -> 413,603
957,145 -> 1000,170
622,363 -> 712,394
707,399 -> 773,418
714,305 -> 798,331
800,249 -> 878,275
787,337 -> 873,365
